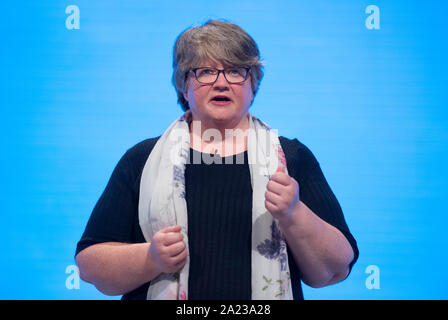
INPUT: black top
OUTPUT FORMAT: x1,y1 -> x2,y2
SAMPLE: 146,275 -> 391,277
75,136 -> 359,300
186,148 -> 252,299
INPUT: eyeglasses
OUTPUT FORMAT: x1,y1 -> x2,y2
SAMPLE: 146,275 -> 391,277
187,67 -> 251,84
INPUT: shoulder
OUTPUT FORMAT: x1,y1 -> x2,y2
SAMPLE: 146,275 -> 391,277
279,135 -> 320,166
279,135 -> 320,181
115,136 -> 161,186
124,136 -> 161,166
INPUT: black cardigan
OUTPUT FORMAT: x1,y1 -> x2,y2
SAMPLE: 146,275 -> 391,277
75,135 -> 359,300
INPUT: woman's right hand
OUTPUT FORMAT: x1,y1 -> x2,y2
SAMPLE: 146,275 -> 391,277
148,225 -> 188,274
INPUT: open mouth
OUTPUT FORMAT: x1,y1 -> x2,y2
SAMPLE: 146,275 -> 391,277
210,96 -> 232,105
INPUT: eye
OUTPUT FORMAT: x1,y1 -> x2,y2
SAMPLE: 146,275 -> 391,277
197,68 -> 217,76
228,68 -> 242,76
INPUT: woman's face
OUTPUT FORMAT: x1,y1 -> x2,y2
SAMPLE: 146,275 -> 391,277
183,59 -> 254,130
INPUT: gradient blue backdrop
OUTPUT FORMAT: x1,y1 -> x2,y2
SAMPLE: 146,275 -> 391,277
1,1 -> 447,299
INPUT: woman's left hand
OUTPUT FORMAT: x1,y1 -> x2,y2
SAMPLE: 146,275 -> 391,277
264,165 -> 300,224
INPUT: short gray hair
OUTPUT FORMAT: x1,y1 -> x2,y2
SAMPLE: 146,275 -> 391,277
172,19 -> 264,111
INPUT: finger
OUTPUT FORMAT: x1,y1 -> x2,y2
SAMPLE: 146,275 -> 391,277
265,189 -> 283,206
270,170 -> 290,186
161,225 -> 182,233
266,180 -> 285,196
171,246 -> 188,265
167,241 -> 187,257
163,232 -> 184,246
172,255 -> 187,272
265,199 -> 279,213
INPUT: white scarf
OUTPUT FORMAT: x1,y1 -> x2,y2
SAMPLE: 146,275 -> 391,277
138,110 -> 293,300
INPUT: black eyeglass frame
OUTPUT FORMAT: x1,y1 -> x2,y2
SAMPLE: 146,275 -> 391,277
185,66 -> 251,84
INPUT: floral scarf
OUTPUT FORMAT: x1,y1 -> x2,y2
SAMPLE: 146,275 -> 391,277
138,110 -> 293,300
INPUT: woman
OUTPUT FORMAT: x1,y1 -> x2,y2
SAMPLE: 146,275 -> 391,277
75,19 -> 358,300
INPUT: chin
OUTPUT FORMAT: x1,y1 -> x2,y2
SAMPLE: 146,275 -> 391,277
208,113 -> 238,125
206,107 -> 235,119
209,115 -> 233,122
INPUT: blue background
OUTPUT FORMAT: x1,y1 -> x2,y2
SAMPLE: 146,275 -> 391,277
1,1 -> 447,299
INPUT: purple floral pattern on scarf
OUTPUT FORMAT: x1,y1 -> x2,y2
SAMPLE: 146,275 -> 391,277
256,221 -> 288,271
173,165 -> 186,199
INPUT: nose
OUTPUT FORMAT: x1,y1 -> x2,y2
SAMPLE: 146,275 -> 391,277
213,70 -> 230,90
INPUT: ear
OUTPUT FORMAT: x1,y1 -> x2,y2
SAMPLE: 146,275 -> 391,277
183,81 -> 190,102
248,89 -> 255,108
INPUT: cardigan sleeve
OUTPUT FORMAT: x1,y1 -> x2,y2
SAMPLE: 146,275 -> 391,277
75,137 -> 160,257
75,150 -> 141,257
291,139 -> 359,275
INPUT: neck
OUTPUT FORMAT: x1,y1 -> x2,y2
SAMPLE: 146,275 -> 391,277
189,114 -> 249,156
